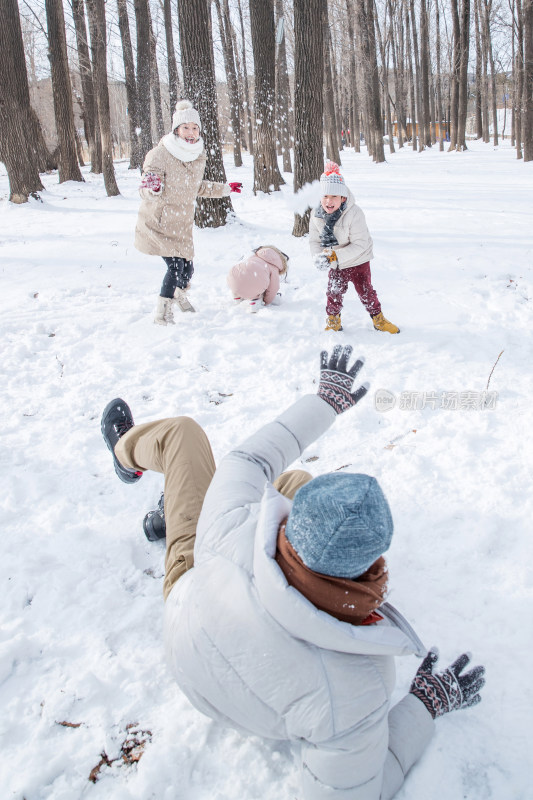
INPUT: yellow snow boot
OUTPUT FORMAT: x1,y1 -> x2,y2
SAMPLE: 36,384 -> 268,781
325,314 -> 343,331
372,312 -> 400,334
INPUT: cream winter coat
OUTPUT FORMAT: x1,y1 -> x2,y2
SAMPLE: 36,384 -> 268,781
134,135 -> 231,259
165,394 -> 435,800
226,246 -> 287,303
309,189 -> 374,269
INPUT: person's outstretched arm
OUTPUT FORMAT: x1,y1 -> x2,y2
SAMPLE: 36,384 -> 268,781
300,649 -> 485,800
195,346 -> 368,556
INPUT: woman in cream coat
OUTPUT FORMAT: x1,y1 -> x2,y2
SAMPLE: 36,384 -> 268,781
135,100 -> 239,324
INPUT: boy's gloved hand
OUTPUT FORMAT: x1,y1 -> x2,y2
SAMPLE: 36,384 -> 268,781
409,648 -> 486,719
229,182 -> 243,193
314,250 -> 337,271
141,171 -> 163,194
317,345 -> 368,414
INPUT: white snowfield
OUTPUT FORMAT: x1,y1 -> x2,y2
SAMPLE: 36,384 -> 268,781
1,141 -> 531,799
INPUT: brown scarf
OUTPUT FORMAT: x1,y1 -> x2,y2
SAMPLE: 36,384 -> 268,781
275,521 -> 388,625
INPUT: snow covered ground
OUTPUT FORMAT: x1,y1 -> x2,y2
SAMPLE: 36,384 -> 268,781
1,140 -> 532,800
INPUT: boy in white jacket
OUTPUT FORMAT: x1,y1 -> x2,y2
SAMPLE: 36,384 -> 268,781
309,162 -> 400,334
101,346 -> 485,799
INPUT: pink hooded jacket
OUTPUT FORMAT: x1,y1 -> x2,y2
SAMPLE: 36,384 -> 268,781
227,247 -> 287,305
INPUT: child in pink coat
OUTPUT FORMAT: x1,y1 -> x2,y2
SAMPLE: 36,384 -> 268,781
227,246 -> 289,312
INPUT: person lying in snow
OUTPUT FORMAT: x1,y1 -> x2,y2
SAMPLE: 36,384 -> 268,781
134,99 -> 242,324
101,346 -> 485,800
226,245 -> 289,312
309,161 -> 400,335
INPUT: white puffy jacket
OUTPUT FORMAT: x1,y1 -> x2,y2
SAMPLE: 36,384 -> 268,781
309,189 -> 374,269
165,395 -> 435,799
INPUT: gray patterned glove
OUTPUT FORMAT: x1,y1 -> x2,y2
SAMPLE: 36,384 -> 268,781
314,253 -> 332,272
410,648 -> 486,719
317,345 -> 368,414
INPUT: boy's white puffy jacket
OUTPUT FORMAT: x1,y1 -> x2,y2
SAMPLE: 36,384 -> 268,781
309,189 -> 374,269
165,394 -> 435,800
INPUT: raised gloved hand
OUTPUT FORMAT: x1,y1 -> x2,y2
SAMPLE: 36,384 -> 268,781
141,171 -> 163,194
229,182 -> 243,193
317,345 -> 368,414
409,649 -> 486,719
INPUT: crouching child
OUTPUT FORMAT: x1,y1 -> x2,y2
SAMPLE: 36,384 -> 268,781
227,245 -> 289,312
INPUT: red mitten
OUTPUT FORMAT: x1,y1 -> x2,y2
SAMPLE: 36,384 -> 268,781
141,172 -> 162,193
229,182 -> 243,193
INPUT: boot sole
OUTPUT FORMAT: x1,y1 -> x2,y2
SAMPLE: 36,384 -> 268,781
101,398 -> 143,484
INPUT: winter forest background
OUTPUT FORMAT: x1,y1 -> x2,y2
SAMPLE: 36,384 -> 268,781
1,0 -> 533,799
1,0 -> 532,209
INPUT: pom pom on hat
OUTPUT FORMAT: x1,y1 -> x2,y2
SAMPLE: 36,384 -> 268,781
323,161 -> 342,176
172,99 -> 202,132
320,161 -> 347,197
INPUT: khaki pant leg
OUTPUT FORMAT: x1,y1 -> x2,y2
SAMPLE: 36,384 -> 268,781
115,417 -> 216,600
273,469 -> 313,500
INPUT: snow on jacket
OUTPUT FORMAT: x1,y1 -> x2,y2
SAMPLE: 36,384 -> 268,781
309,189 -> 374,269
165,395 -> 435,800
226,246 -> 286,304
134,136 -> 230,259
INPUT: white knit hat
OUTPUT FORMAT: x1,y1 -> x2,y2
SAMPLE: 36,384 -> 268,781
320,161 -> 347,196
172,99 -> 202,132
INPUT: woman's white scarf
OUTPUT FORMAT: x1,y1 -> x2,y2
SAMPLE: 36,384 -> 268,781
162,133 -> 204,163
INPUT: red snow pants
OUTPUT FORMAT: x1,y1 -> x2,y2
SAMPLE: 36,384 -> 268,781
326,262 -> 381,317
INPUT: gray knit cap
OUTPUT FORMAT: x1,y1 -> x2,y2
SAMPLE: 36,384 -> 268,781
284,473 -> 393,579
172,100 -> 202,132
320,161 -> 347,197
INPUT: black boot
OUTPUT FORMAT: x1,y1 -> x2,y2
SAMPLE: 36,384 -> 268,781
143,493 -> 166,541
101,398 -> 143,484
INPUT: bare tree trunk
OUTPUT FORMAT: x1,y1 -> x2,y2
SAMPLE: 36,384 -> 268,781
346,0 -> 361,152
515,0 -> 524,156
324,4 -> 341,163
249,0 -> 284,192
214,0 -> 242,166
478,0 -> 490,141
236,0 -> 253,154
72,0 -> 98,169
275,0 -> 292,172
293,0 -> 324,236
408,0 -> 425,150
456,0 -> 471,150
473,0 -> 484,137
449,0 -> 461,148
435,0 -> 445,150
228,8 -> 246,150
524,0 -> 533,160
223,0 -> 244,164
482,0 -> 498,146
405,0 -> 418,150
74,126 -> 85,166
355,0 -> 385,161
147,3 -> 165,140
86,0 -> 120,194
0,0 -> 46,201
163,0 -> 179,112
45,0 -> 84,182
134,0 -> 153,160
84,0 -> 103,171
375,2 -> 395,154
390,0 -> 406,147
116,0 -> 142,168
419,0 -> 432,147
178,0 -> 232,227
